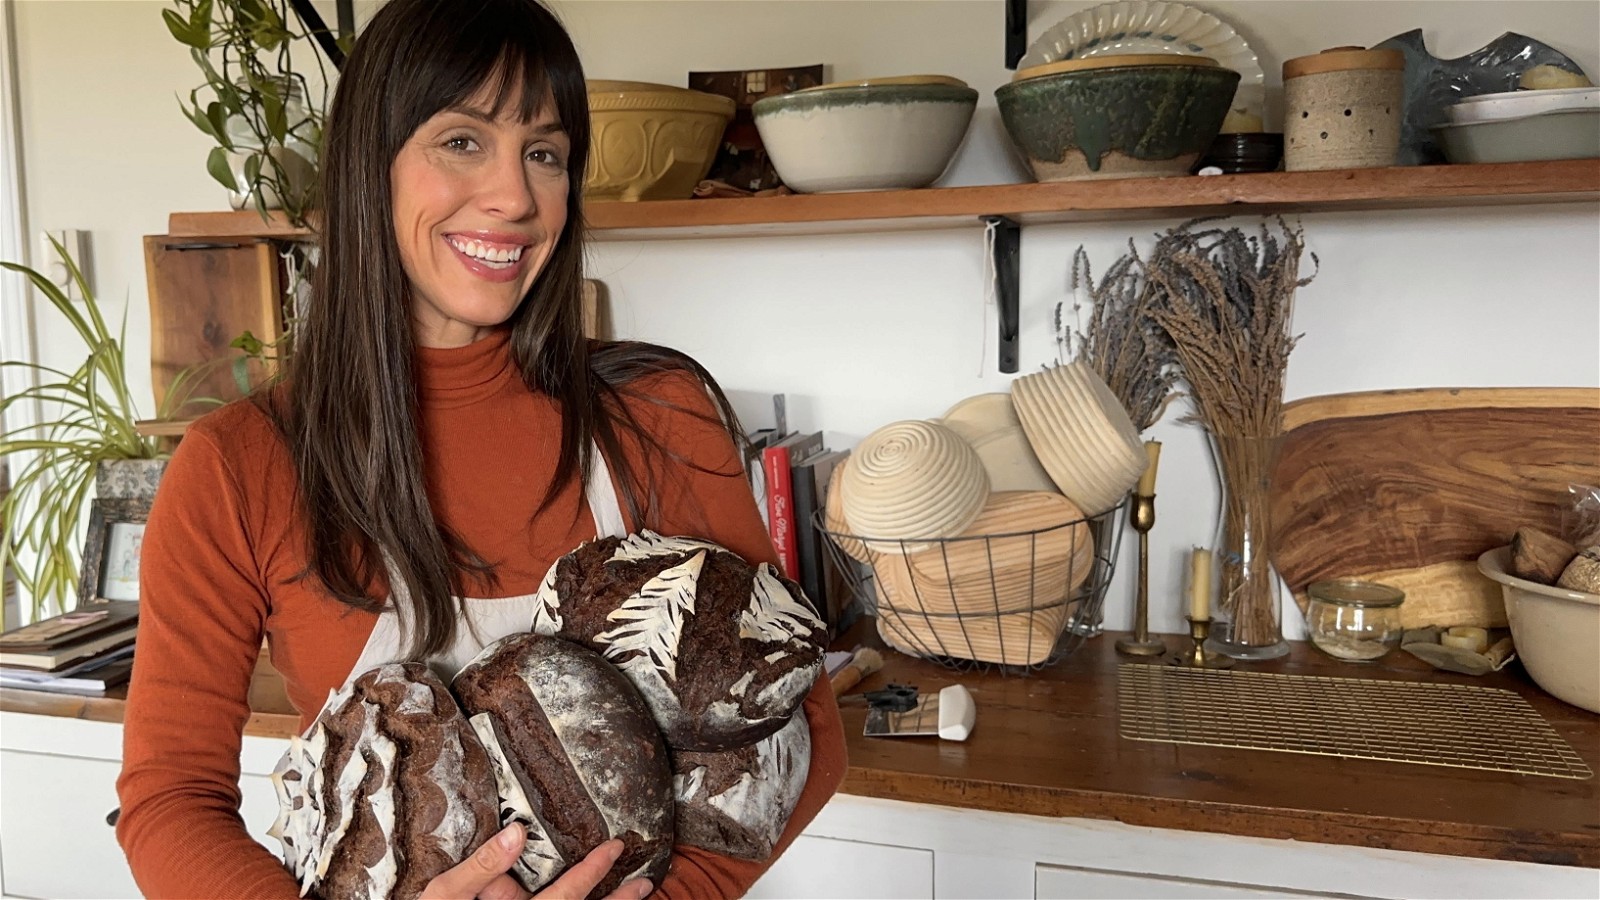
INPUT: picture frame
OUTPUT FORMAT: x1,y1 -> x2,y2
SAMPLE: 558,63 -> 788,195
78,497 -> 153,608
687,64 -> 825,192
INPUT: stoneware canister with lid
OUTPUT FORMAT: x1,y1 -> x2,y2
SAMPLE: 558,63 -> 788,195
1283,46 -> 1405,171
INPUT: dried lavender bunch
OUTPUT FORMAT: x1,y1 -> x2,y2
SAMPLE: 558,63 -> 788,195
1144,218 -> 1317,439
1055,243 -> 1180,432
1143,217 -> 1318,647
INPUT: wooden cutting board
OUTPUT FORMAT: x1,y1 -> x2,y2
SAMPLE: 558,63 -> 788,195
1271,388 -> 1600,628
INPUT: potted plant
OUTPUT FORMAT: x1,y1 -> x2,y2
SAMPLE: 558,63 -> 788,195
164,0 -> 334,227
164,0 -> 338,391
1,239 -> 215,624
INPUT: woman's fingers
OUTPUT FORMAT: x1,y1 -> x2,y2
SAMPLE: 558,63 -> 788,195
477,873 -> 534,900
419,823 -> 527,899
601,878 -> 654,900
419,826 -> 646,900
532,839 -> 639,900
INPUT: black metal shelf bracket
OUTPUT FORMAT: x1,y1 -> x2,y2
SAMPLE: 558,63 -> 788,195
1006,0 -> 1028,70
287,0 -> 348,69
982,215 -> 1022,374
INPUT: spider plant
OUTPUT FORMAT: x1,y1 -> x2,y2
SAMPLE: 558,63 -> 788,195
1,238 -> 216,624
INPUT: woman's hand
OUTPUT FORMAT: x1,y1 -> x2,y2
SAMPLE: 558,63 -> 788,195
420,824 -> 653,900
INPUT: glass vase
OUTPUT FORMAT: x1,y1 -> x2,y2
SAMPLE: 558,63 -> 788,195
1202,431 -> 1290,660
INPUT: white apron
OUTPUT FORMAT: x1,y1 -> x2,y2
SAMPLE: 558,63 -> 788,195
339,441 -> 627,687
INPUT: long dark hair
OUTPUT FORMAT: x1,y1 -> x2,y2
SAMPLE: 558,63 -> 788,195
279,0 -> 746,660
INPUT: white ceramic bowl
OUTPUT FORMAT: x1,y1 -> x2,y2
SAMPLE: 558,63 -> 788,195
1447,87 -> 1599,125
1433,108 -> 1600,164
1478,546 -> 1600,714
752,81 -> 978,193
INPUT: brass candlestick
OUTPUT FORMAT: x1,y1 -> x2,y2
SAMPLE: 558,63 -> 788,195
1116,493 -> 1167,657
1174,616 -> 1234,668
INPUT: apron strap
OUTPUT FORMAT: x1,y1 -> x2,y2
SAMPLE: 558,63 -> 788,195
585,438 -> 628,539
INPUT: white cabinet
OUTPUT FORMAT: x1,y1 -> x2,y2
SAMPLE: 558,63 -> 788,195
0,749 -> 138,900
3,711 -> 1596,900
1035,864 -> 1348,899
0,713 -> 284,900
750,835 -> 933,899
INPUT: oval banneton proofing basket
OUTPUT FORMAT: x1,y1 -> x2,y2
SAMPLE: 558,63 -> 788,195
817,488 -> 1128,671
752,81 -> 978,192
940,392 -> 1057,493
1477,546 -> 1600,714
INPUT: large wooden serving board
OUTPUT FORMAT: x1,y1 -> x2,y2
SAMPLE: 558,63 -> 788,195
1271,388 -> 1600,627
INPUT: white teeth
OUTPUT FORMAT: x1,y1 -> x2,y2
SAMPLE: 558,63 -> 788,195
447,236 -> 525,266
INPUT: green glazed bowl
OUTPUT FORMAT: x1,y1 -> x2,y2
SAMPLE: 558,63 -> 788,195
996,64 -> 1241,181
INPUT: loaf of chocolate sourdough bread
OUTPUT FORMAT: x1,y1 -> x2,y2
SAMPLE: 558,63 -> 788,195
453,633 -> 674,897
268,663 -> 501,900
672,708 -> 811,860
533,530 -> 826,751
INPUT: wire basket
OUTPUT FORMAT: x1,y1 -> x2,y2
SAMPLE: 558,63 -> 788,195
815,498 -> 1127,673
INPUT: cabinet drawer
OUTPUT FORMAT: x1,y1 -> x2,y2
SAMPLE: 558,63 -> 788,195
0,750 -> 140,899
749,834 -> 933,899
1036,864 -> 1348,899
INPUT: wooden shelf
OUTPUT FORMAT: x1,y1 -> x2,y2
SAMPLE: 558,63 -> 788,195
165,159 -> 1600,242
134,418 -> 199,438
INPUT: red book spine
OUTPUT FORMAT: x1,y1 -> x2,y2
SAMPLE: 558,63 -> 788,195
763,445 -> 798,579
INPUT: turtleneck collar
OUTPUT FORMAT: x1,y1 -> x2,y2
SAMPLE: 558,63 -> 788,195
415,327 -> 517,408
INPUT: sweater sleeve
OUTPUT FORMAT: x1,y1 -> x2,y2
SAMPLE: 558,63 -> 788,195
115,422 -> 303,899
619,369 -> 849,899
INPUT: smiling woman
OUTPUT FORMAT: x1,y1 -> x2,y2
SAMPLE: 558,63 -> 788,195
392,98 -> 572,348
111,1 -> 845,898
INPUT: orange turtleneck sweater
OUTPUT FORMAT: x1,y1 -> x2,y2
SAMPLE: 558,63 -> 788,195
115,330 -> 846,899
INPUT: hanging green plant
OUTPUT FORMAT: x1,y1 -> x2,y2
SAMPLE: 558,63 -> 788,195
1,240 -> 219,623
164,0 -> 335,228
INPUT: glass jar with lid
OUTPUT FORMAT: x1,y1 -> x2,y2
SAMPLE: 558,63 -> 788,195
1306,579 -> 1405,662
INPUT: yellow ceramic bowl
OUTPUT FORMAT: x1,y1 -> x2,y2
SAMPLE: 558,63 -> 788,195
585,80 -> 735,201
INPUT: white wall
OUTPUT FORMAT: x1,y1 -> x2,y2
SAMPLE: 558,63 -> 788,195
11,1 -> 1600,638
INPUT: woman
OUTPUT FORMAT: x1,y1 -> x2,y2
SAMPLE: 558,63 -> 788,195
115,0 -> 846,897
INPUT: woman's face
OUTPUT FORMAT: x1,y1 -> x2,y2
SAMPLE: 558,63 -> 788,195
391,88 -> 571,348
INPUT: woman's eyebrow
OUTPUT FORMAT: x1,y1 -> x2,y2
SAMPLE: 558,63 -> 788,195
442,106 -> 567,135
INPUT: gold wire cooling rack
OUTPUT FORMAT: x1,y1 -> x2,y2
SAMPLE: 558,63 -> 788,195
1118,664 -> 1594,780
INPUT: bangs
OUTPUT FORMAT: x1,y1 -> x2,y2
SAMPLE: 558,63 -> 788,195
381,0 -> 588,159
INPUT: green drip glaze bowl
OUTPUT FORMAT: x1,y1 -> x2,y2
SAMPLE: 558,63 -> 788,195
996,64 -> 1241,181
754,83 -> 979,192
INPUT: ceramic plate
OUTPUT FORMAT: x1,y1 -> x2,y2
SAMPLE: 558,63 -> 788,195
1018,0 -> 1262,117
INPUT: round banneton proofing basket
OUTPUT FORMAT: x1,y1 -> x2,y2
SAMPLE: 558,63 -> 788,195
817,489 -> 1127,672
837,420 -> 990,555
1011,362 -> 1146,516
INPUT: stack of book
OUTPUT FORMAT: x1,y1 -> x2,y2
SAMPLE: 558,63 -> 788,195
0,601 -> 139,695
747,423 -> 854,638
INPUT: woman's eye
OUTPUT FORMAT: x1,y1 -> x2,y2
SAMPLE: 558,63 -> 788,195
444,136 -> 479,153
528,148 -> 564,168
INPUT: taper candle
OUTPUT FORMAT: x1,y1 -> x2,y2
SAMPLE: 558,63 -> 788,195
1189,547 -> 1212,620
1136,440 -> 1161,496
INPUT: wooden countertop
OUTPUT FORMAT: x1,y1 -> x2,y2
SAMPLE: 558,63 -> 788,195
4,623 -> 1596,867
